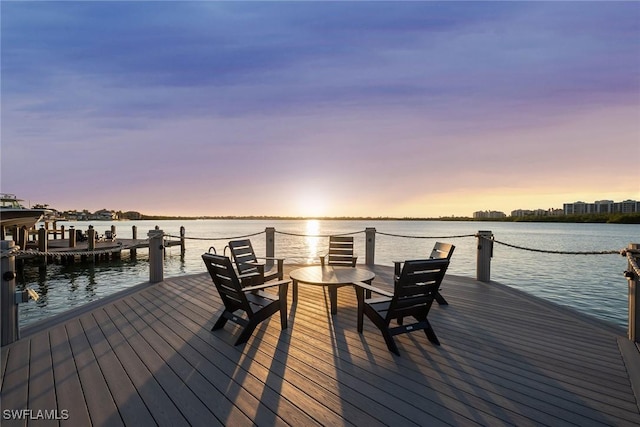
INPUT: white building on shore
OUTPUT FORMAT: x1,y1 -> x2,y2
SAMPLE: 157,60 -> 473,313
563,199 -> 639,215
473,210 -> 506,219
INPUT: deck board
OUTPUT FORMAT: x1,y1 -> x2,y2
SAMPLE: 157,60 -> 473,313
2,264 -> 639,426
49,325 -> 91,427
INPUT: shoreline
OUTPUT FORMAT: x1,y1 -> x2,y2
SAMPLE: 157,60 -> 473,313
133,213 -> 640,224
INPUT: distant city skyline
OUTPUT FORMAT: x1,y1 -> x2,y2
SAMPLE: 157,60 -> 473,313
2,2 -> 639,217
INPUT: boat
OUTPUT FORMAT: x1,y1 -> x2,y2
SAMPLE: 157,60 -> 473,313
0,193 -> 49,230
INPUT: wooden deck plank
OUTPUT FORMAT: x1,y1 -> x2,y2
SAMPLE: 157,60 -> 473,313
65,318 -> 124,426
2,265 -> 639,427
91,308 -> 190,426
110,299 -> 242,427
167,280 -> 521,426
1,338 -> 8,390
1,340 -> 30,427
78,312 -> 155,425
102,302 -> 225,427
27,332 -> 57,427
48,325 -> 91,427
155,281 -> 436,427
129,288 -> 334,427
276,282 -> 632,421
121,292 -> 293,427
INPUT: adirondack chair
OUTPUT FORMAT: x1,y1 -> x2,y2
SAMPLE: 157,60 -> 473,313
227,239 -> 284,287
355,258 -> 450,355
428,242 -> 455,305
202,253 -> 289,346
320,236 -> 358,267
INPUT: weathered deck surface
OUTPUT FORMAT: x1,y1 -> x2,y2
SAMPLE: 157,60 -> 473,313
2,264 -> 639,426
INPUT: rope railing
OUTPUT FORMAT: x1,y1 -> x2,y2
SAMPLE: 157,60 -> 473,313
6,246 -> 127,258
164,231 -> 264,241
477,233 -> 623,256
625,249 -> 640,278
377,232 -> 476,239
274,230 -> 364,238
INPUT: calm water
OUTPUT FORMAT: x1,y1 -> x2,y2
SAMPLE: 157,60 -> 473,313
15,219 -> 640,329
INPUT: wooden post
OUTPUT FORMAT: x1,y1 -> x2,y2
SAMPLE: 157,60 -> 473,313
626,243 -> 640,343
18,227 -> 28,251
87,226 -> 96,263
53,221 -> 58,239
180,226 -> 186,254
476,230 -> 493,283
60,225 -> 65,240
87,226 -> 96,251
365,227 -> 376,266
1,240 -> 19,346
11,226 -> 18,244
68,226 -> 76,248
148,229 -> 164,283
131,225 -> 138,258
265,227 -> 275,269
38,226 -> 47,253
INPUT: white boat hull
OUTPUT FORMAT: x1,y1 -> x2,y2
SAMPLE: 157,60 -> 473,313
0,209 -> 46,230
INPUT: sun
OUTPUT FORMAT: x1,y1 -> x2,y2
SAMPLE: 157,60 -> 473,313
295,194 -> 329,218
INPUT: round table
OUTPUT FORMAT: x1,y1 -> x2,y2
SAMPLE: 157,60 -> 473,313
289,266 -> 375,315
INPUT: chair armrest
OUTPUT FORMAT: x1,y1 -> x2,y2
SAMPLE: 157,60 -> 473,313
255,256 -> 285,262
393,261 -> 402,277
353,281 -> 394,298
238,271 -> 262,281
243,279 -> 291,292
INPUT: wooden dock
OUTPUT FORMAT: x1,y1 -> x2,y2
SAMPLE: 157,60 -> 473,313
15,237 -> 183,262
2,264 -> 639,426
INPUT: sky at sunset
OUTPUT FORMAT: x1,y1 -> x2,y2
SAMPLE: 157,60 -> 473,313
1,1 -> 639,218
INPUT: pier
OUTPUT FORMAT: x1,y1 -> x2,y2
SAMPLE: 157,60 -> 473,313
3,223 -> 185,263
1,228 -> 639,425
2,264 -> 640,425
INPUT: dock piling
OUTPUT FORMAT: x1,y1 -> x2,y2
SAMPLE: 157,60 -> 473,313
1,240 -> 19,345
476,230 -> 493,282
627,243 -> 640,343
365,227 -> 376,266
148,229 -> 164,283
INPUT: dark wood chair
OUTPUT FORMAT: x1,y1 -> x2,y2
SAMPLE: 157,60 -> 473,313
430,242 -> 455,261
355,258 -> 450,355
393,242 -> 454,305
227,239 -> 284,287
320,236 -> 357,267
202,253 -> 289,346
428,242 -> 455,305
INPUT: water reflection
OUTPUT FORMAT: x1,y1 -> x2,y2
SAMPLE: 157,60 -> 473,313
305,219 -> 321,263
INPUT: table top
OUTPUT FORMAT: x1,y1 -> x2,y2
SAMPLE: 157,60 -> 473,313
289,265 -> 375,286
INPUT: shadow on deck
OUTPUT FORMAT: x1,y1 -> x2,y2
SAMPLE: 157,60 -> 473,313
2,264 -> 639,426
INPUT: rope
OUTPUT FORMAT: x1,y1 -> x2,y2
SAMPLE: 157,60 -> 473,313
377,232 -> 476,239
163,231 -> 264,241
0,246 -> 21,258
626,251 -> 640,278
477,234 -> 622,255
275,230 -> 365,238
12,246 -> 127,258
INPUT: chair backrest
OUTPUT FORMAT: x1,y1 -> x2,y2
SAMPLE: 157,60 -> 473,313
430,242 -> 455,260
389,259 -> 450,321
228,239 -> 259,276
202,253 -> 251,314
327,236 -> 355,266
